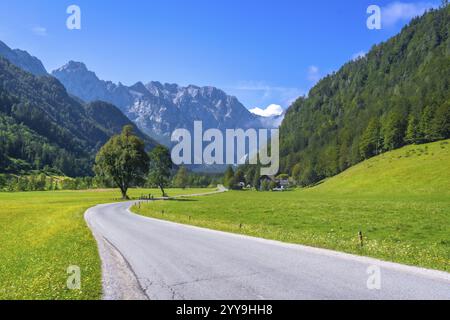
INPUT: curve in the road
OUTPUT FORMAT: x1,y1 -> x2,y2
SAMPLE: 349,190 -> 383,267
85,194 -> 450,300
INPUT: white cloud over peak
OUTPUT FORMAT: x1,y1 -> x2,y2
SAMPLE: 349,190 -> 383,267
382,2 -> 438,27
229,81 -> 305,108
250,104 -> 284,118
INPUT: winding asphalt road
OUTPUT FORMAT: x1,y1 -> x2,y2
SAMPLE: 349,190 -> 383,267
85,199 -> 450,300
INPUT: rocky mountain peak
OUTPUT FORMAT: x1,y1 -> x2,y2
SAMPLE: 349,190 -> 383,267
129,81 -> 148,95
57,61 -> 88,72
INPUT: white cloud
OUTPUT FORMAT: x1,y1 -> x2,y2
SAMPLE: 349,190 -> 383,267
250,104 -> 284,118
307,65 -> 321,83
32,26 -> 47,36
382,2 -> 438,27
352,51 -> 367,61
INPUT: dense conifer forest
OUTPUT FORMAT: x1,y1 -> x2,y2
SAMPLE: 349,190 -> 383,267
280,7 -> 450,185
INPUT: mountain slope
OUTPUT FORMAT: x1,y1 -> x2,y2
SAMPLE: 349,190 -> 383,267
84,100 -> 156,147
310,139 -> 450,196
280,6 -> 450,185
52,62 -> 268,145
0,40 -> 47,76
0,58 -> 157,176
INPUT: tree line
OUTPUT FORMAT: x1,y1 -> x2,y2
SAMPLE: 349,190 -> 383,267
0,174 -> 104,192
1,126 -> 220,194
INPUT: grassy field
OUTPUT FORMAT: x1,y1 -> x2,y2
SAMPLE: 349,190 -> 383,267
133,140 -> 450,272
0,188 -> 214,300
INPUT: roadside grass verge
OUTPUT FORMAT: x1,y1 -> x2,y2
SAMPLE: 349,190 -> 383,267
133,141 -> 450,272
0,188 -> 213,300
133,191 -> 450,272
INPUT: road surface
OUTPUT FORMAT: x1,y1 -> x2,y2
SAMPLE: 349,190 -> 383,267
85,201 -> 450,300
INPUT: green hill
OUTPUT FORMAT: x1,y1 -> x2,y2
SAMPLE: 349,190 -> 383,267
311,139 -> 450,196
280,6 -> 450,186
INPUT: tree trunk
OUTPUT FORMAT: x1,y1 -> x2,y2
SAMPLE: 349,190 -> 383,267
120,187 -> 129,200
159,185 -> 166,197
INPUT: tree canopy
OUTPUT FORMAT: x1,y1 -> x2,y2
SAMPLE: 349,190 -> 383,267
148,145 -> 172,197
94,125 -> 149,199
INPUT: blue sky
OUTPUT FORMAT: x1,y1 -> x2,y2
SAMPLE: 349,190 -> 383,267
0,0 -> 439,111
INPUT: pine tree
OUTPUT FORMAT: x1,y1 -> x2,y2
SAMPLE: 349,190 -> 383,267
383,112 -> 406,151
359,118 -> 381,159
173,166 -> 189,189
419,106 -> 435,142
253,169 -> 261,191
223,165 -> 235,189
405,114 -> 420,144
432,102 -> 450,139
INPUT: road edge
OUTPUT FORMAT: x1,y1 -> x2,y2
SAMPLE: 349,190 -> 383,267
85,206 -> 148,300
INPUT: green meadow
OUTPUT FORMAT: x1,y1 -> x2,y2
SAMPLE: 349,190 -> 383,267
134,140 -> 450,272
0,188 -> 213,300
1,140 -> 449,300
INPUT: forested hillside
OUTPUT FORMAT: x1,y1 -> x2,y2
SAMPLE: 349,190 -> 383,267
280,6 -> 450,186
0,58 -> 157,176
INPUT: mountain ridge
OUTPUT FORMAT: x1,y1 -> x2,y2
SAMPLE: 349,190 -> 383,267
0,40 -> 48,76
52,61 -> 272,146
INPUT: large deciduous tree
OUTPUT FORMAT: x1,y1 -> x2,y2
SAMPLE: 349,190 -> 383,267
148,145 -> 172,197
94,125 -> 149,199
